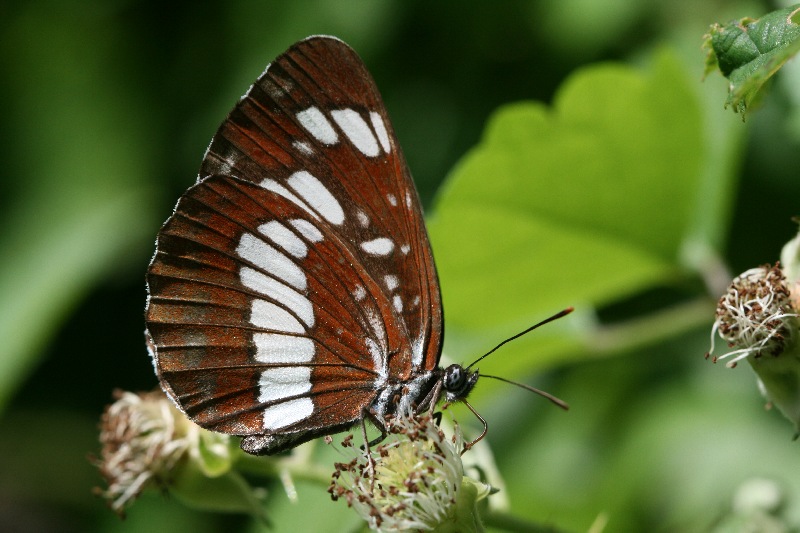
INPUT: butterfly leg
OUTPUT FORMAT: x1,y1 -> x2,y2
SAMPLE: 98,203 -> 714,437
359,408 -> 388,491
460,399 -> 488,455
359,408 -> 388,448
420,379 -> 443,415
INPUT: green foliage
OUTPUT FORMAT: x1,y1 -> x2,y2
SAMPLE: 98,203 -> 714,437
429,51 -> 707,377
705,4 -> 800,115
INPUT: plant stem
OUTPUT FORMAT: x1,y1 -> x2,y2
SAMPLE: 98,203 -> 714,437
589,297 -> 714,355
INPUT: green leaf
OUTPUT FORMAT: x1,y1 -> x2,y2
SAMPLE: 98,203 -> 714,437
427,51 -> 705,376
704,5 -> 800,115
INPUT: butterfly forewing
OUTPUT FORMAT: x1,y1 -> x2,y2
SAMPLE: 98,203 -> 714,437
201,36 -> 442,374
145,36 -> 443,452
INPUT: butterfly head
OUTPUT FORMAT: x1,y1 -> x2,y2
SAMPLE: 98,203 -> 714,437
441,364 -> 479,403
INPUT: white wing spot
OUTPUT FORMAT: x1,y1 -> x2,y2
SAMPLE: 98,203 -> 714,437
258,64 -> 290,101
296,107 -> 338,145
366,338 -> 388,382
293,140 -> 313,155
392,294 -> 403,314
356,210 -> 370,228
215,152 -> 239,175
240,267 -> 314,327
287,170 -> 345,225
217,161 -> 233,175
412,336 -> 424,368
263,397 -> 314,430
259,179 -> 318,220
331,109 -> 380,157
370,111 -> 391,154
259,221 -> 307,258
405,190 -> 413,209
365,307 -> 387,347
236,233 -> 307,290
289,218 -> 324,243
264,81 -> 285,101
253,333 -> 315,363
353,285 -> 367,301
387,194 -> 397,206
258,367 -> 311,404
250,299 -> 305,333
384,275 -> 399,292
400,244 -> 411,255
361,237 -> 395,256
412,295 -> 421,307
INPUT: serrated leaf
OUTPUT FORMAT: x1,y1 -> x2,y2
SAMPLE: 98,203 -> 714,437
427,51 -> 705,376
704,5 -> 800,115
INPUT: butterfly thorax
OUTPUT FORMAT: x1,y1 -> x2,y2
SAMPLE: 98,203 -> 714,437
369,369 -> 442,420
370,364 -> 479,421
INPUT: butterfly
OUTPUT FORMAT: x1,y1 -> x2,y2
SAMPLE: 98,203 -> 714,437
145,36 -> 568,456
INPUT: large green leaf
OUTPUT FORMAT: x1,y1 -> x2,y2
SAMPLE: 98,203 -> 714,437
427,51 -> 705,375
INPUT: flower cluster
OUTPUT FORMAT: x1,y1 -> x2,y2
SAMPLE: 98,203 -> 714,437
94,389 -> 197,515
328,412 -> 488,532
709,230 -> 800,435
709,264 -> 798,368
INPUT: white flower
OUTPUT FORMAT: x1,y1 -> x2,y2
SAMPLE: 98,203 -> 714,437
329,412 -> 488,532
94,389 -> 283,518
94,389 -> 198,515
709,260 -> 800,435
709,264 -> 798,368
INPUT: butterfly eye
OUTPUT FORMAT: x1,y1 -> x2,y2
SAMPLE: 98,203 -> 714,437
443,364 -> 466,392
442,364 -> 479,404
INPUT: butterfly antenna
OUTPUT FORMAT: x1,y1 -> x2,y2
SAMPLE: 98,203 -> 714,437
463,307 -> 573,412
466,307 -> 574,370
480,374 -> 569,410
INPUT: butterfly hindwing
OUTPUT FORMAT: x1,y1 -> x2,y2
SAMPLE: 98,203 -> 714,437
148,175 -> 396,438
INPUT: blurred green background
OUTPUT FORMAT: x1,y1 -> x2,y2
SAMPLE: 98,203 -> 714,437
3,0 -> 800,532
